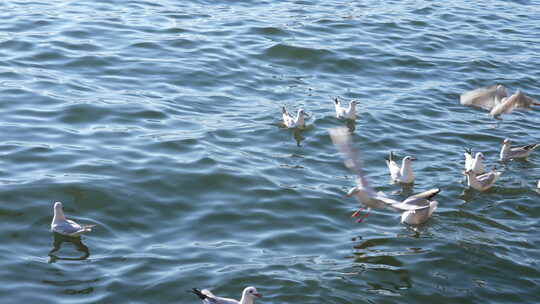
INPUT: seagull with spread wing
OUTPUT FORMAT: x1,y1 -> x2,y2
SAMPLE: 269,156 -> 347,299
334,97 -> 358,120
460,84 -> 540,118
386,151 -> 416,184
282,106 -> 306,129
464,148 -> 486,175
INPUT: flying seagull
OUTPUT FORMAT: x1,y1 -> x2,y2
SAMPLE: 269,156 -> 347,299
460,84 -> 540,117
191,286 -> 262,304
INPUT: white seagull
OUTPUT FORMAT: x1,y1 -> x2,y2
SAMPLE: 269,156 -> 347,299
537,180 -> 540,188
51,202 -> 95,237
191,286 -> 262,304
464,148 -> 486,174
460,84 -> 540,117
386,151 -> 416,184
282,106 -> 306,129
464,168 -> 502,191
499,138 -> 540,161
394,189 -> 440,225
330,127 -> 438,224
334,97 -> 358,120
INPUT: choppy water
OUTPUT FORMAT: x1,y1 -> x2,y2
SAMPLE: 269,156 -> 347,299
1,0 -> 540,303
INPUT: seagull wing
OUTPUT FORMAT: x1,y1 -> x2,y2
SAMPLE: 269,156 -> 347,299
464,151 -> 473,171
386,159 -> 401,180
403,188 -> 441,203
52,219 -> 94,236
282,108 -> 294,127
476,171 -> 501,188
329,128 -> 371,190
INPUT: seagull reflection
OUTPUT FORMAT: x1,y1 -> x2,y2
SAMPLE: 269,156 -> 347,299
345,119 -> 356,133
48,232 -> 90,263
292,129 -> 305,146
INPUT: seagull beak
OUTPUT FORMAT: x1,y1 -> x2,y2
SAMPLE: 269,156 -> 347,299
351,209 -> 361,217
254,293 -> 262,298
410,157 -> 417,161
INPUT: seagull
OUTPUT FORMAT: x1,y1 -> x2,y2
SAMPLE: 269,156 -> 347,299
329,128 -> 437,224
191,286 -> 262,304
282,106 -> 306,129
334,97 -> 358,120
499,138 -> 540,161
51,202 -> 95,237
464,148 -> 486,174
460,84 -> 540,117
537,180 -> 540,188
464,168 -> 502,191
386,151 -> 416,184
394,189 -> 440,225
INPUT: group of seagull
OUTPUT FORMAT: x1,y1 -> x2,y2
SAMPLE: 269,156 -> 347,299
281,86 -> 539,227
48,84 -> 539,303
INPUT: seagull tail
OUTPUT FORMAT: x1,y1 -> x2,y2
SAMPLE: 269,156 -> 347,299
523,143 -> 540,151
334,97 -> 340,105
191,288 -> 208,300
81,224 -> 96,233
282,106 -> 287,114
464,147 -> 472,155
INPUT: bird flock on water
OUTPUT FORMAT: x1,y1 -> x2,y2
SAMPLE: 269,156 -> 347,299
49,84 -> 539,303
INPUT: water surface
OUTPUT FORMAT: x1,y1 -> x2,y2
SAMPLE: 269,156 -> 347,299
1,0 -> 540,303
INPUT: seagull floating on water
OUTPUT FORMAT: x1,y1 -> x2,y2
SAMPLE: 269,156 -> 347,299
282,106 -> 306,129
464,168 -> 501,191
460,84 -> 540,117
334,97 -> 358,120
499,138 -> 539,161
330,128 -> 438,224
191,286 -> 262,304
51,202 -> 95,237
386,151 -> 416,184
464,148 -> 486,175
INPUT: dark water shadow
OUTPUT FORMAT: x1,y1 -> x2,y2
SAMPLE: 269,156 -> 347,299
48,232 -> 90,263
345,119 -> 356,133
395,182 -> 415,196
292,128 -> 305,147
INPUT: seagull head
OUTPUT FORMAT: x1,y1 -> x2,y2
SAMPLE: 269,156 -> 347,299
350,100 -> 358,106
53,202 -> 66,221
475,152 -> 485,160
502,138 -> 511,146
403,156 -> 417,163
242,286 -> 262,299
54,201 -> 63,212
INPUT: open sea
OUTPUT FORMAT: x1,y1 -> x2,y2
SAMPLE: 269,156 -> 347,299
1,0 -> 539,303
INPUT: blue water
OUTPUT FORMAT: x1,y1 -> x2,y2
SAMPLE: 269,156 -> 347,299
1,0 -> 539,303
